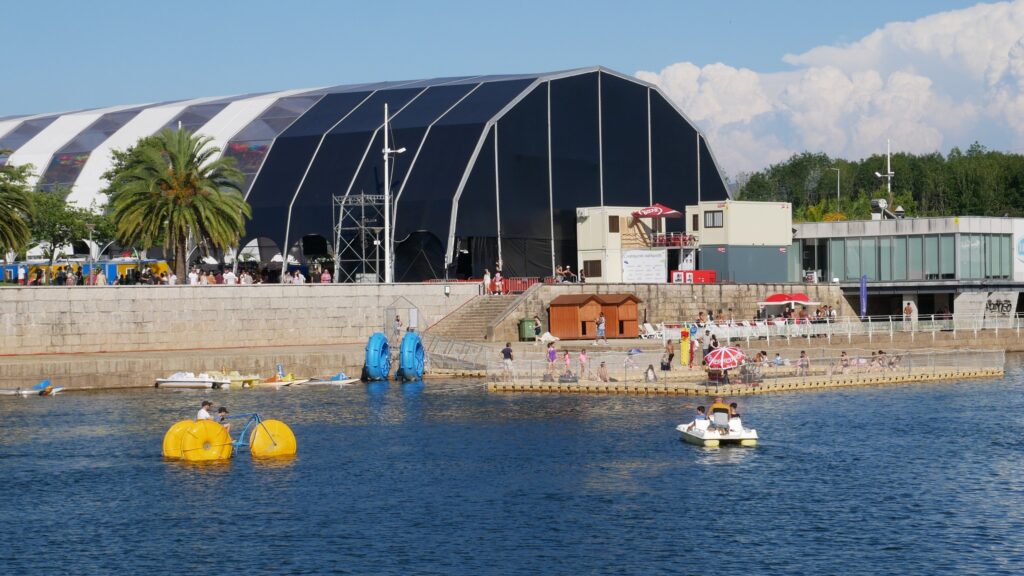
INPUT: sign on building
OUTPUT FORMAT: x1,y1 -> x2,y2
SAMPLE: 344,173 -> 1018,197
622,249 -> 668,283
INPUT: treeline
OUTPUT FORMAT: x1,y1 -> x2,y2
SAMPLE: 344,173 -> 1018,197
736,143 -> 1024,221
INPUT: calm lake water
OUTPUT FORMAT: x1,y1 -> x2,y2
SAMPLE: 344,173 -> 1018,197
2,359 -> 1024,575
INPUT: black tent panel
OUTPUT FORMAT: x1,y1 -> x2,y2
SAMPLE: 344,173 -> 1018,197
599,73 -> 650,207
550,74 -> 601,213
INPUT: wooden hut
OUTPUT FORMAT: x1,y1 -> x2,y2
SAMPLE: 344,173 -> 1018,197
548,295 -> 602,340
548,293 -> 642,340
594,294 -> 642,338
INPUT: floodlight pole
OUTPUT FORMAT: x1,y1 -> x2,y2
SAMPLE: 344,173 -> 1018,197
382,104 -> 406,284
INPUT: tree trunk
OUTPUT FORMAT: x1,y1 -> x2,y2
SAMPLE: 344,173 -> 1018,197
175,238 -> 187,281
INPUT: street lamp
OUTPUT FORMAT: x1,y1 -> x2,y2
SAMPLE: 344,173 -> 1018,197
382,102 -> 406,284
84,223 -> 95,276
874,138 -> 894,203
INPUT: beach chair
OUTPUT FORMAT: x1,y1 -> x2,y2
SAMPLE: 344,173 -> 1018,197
639,322 -> 663,340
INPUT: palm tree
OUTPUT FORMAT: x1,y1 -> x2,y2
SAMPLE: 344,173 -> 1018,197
106,129 -> 250,279
0,153 -> 34,255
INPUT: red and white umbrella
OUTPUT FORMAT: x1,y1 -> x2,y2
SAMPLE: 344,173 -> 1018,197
704,346 -> 745,370
631,203 -> 683,218
757,292 -> 821,307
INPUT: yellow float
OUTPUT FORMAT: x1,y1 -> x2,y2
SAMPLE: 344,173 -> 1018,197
249,419 -> 297,458
179,419 -> 233,462
162,420 -> 193,459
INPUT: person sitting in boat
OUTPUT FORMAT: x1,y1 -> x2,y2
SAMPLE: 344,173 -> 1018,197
197,400 -> 212,420
686,406 -> 708,432
217,406 -> 231,434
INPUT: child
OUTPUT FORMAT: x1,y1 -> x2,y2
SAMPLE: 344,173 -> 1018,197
217,406 -> 231,434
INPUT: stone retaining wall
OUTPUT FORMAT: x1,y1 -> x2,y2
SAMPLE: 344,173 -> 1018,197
0,284 -> 478,355
488,283 -> 855,342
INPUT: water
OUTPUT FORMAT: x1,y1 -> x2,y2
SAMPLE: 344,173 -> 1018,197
2,362 -> 1024,575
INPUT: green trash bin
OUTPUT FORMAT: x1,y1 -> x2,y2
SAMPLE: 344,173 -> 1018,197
519,318 -> 536,341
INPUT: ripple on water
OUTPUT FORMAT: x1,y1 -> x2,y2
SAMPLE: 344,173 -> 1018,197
1,367 -> 1024,574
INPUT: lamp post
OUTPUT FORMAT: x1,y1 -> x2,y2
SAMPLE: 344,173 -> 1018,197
830,167 -> 840,212
84,223 -> 95,277
382,103 -> 406,284
874,138 -> 894,204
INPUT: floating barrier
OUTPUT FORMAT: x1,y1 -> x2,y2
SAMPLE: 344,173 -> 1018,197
362,332 -> 391,381
396,332 -> 425,382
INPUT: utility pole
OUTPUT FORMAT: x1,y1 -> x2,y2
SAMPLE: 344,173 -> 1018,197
874,139 -> 895,204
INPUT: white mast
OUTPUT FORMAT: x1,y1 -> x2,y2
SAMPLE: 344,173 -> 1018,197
383,103 -> 391,284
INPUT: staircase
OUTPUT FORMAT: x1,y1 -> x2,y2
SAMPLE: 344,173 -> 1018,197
427,295 -> 517,341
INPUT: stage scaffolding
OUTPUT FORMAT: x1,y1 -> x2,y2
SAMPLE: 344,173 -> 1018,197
332,192 -> 387,283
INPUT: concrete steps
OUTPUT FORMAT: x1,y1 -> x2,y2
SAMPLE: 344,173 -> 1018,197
427,295 -> 517,341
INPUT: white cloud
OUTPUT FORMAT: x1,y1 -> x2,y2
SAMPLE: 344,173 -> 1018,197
637,0 -> 1024,175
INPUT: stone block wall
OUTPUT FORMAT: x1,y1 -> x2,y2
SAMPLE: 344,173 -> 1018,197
489,283 -> 855,342
0,283 -> 478,355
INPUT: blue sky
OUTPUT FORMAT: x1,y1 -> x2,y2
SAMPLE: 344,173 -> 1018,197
1,0 -> 976,114
4,0 -> 1019,174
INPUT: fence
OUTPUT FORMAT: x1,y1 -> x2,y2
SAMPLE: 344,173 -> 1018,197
661,313 -> 1024,346
485,347 -> 1005,387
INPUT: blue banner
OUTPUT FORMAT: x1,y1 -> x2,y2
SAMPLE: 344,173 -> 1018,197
859,275 -> 868,317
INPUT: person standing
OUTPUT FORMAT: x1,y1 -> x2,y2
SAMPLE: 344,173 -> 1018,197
482,269 -> 491,295
320,268 -> 332,284
532,314 -> 542,343
95,268 -> 107,286
664,339 -> 675,370
500,342 -> 514,382
594,313 -> 607,346
188,268 -> 199,285
578,348 -> 589,379
392,314 -> 402,340
223,269 -> 237,285
168,271 -> 177,285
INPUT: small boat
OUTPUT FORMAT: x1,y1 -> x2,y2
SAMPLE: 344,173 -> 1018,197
677,412 -> 758,447
209,371 -> 262,389
155,372 -> 231,389
0,380 -> 65,397
249,373 -> 310,388
302,372 -> 360,387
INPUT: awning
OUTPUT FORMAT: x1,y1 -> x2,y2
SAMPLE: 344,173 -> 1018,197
757,292 -> 821,307
631,203 -> 682,218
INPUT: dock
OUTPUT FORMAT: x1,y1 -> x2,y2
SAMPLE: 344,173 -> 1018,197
487,366 -> 1004,396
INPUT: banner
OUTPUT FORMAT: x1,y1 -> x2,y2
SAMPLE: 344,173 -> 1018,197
622,249 -> 668,283
859,275 -> 867,317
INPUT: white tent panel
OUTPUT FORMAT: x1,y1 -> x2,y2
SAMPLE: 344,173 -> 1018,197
6,104 -> 142,187
66,96 -> 225,208
193,89 -> 312,159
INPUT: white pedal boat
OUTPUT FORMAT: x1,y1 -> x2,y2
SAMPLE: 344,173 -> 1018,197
0,380 -> 65,397
677,416 -> 758,447
155,372 -> 231,389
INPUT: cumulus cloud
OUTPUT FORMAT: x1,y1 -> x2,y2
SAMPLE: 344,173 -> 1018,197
637,0 -> 1024,175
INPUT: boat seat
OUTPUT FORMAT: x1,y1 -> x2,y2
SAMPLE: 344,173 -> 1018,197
729,417 -> 743,432
710,410 -> 730,429
693,419 -> 710,431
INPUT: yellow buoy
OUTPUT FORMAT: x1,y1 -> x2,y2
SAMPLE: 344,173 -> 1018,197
162,420 -> 193,459
249,419 -> 297,458
179,419 -> 233,462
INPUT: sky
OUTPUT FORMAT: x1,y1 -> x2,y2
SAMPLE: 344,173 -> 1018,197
2,0 -> 1017,176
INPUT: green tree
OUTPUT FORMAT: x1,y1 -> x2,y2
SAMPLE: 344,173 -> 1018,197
0,152 -> 34,256
26,186 -> 93,267
105,128 -> 250,278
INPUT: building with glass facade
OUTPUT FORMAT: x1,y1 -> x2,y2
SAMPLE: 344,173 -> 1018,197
0,67 -> 731,281
793,217 -> 1023,316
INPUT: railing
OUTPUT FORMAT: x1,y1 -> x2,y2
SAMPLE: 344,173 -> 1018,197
485,347 -> 1005,386
661,313 -> 1024,345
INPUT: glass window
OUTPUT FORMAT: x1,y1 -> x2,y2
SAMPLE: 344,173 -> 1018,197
959,234 -> 974,279
940,235 -> 954,279
908,236 -> 923,280
861,238 -> 877,280
608,216 -> 619,233
845,237 -> 860,280
704,211 -> 723,228
892,236 -> 907,280
879,237 -> 892,281
583,259 -> 602,277
829,239 -> 844,282
1002,235 -> 1012,278
924,236 -> 939,279
971,234 -> 983,279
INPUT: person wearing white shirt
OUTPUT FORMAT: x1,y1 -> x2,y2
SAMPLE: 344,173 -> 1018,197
188,269 -> 199,285
168,272 -> 177,285
292,271 -> 305,284
223,270 -> 237,285
196,400 -> 213,420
